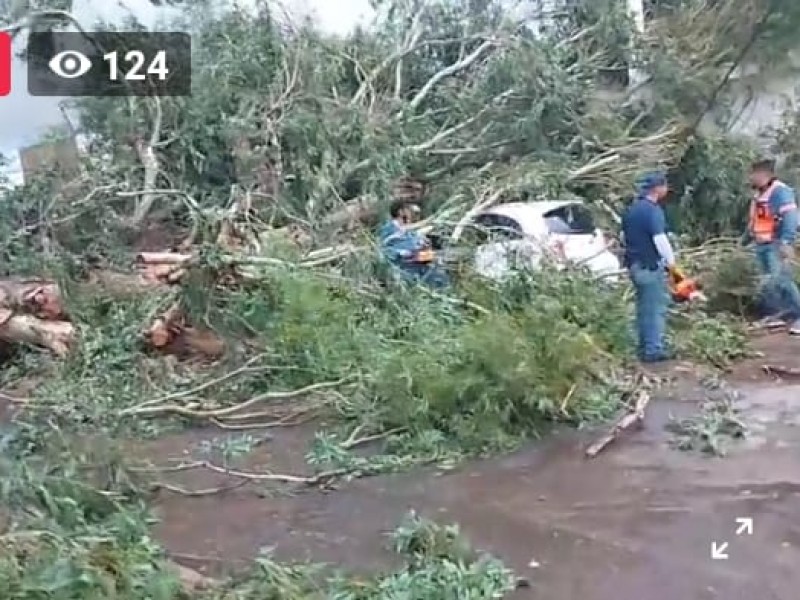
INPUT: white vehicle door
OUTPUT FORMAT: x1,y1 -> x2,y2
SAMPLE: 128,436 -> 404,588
469,214 -> 540,279
542,203 -> 618,274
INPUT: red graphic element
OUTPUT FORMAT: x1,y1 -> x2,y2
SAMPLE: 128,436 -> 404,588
0,32 -> 10,96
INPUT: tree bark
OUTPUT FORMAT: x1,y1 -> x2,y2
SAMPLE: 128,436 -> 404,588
143,303 -> 225,358
83,269 -> 172,296
144,302 -> 184,349
0,309 -> 73,356
0,278 -> 65,319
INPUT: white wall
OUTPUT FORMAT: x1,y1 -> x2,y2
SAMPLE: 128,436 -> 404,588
720,69 -> 800,151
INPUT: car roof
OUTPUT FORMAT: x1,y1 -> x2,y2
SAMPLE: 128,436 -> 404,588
481,200 -> 583,222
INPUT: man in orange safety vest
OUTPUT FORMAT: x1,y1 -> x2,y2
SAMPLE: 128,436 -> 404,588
743,159 -> 800,334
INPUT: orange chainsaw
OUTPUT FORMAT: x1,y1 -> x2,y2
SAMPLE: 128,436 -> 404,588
668,265 -> 705,303
412,248 -> 436,263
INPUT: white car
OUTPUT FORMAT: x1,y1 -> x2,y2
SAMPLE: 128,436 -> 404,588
452,200 -> 622,281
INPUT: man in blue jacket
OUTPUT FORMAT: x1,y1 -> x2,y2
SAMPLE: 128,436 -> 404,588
621,171 -> 676,362
378,200 -> 449,288
744,159 -> 800,334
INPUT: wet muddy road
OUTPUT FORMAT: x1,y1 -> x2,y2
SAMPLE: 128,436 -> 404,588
155,335 -> 800,599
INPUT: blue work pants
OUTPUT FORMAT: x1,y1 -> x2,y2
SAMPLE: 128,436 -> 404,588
629,264 -> 670,359
755,243 -> 800,321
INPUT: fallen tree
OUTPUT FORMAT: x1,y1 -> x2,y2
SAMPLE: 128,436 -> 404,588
0,0 -> 796,597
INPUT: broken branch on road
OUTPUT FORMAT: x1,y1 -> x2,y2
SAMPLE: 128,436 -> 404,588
585,388 -> 651,458
119,378 -> 349,419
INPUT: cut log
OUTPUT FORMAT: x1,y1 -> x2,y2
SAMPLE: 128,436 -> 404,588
144,302 -> 184,348
0,310 -> 73,356
0,278 -> 65,319
170,327 -> 226,359
165,268 -> 187,284
138,263 -> 186,285
147,264 -> 179,280
135,252 -> 194,285
83,269 -> 169,297
142,301 -> 226,358
136,251 -> 193,265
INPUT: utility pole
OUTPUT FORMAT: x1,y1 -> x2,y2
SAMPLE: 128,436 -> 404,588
58,101 -> 78,140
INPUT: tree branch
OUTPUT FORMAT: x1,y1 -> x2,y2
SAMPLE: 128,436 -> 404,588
394,9 -> 425,100
410,88 -> 514,152
406,39 -> 497,112
131,97 -> 164,226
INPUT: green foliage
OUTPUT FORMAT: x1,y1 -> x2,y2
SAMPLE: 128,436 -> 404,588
30,293 -> 171,434
328,512 -> 516,599
0,452 -> 182,599
554,0 -> 633,86
666,374 -> 747,456
209,266 -> 630,452
671,311 -> 752,367
667,135 -> 757,242
202,511 -> 516,598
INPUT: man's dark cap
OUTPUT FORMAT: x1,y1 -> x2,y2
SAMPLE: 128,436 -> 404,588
636,170 -> 667,193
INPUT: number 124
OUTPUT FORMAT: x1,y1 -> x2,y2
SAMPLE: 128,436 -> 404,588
103,50 -> 169,80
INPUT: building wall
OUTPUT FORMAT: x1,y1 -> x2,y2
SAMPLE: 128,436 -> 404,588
18,136 -> 81,184
705,63 -> 800,153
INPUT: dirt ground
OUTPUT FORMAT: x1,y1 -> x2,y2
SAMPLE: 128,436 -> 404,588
4,331 -> 799,598
139,331 -> 800,599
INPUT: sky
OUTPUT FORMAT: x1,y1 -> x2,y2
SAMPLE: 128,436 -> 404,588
0,0 -> 374,183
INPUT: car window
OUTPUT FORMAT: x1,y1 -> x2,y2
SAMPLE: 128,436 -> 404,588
488,215 -> 523,240
544,203 -> 595,235
461,214 -> 523,245
481,214 -> 523,240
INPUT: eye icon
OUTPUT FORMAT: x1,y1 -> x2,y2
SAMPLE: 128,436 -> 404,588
48,50 -> 92,79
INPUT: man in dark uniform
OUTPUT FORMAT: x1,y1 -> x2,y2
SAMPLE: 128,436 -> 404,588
621,171 -> 676,363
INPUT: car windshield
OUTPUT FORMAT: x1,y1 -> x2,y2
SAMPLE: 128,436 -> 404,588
543,203 -> 596,235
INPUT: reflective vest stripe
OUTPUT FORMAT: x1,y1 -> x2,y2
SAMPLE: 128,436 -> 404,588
748,180 -> 787,243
